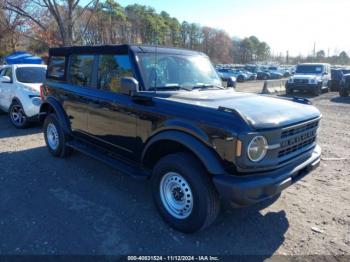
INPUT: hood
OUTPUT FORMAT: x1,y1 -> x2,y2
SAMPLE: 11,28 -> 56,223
163,90 -> 320,129
18,83 -> 41,94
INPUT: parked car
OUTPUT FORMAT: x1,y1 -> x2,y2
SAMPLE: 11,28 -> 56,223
40,45 -> 322,233
242,69 -> 257,80
286,63 -> 331,95
247,67 -> 270,80
0,64 -> 47,128
341,69 -> 350,75
330,69 -> 343,91
266,67 -> 284,79
339,73 -> 350,97
217,68 -> 247,82
257,70 -> 271,80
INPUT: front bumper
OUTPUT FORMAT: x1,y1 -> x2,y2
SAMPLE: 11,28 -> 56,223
213,145 -> 321,207
286,82 -> 320,91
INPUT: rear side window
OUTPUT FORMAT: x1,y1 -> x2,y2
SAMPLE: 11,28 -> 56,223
98,55 -> 133,93
47,56 -> 66,79
69,55 -> 94,87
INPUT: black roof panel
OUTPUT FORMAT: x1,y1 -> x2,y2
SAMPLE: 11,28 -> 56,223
49,44 -> 205,56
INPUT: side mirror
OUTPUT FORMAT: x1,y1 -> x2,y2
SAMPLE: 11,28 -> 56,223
227,77 -> 236,88
120,77 -> 139,96
1,76 -> 11,83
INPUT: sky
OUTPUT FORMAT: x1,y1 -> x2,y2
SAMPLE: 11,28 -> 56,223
117,0 -> 350,57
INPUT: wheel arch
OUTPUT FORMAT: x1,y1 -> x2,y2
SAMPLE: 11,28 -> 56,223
141,130 -> 225,175
39,97 -> 71,135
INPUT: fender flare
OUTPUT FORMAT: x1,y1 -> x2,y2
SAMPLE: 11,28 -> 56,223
142,130 -> 225,175
39,97 -> 71,135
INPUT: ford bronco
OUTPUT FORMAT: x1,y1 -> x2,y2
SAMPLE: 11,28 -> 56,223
40,45 -> 321,233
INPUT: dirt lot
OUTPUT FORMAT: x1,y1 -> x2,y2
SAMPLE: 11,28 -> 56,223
0,82 -> 349,258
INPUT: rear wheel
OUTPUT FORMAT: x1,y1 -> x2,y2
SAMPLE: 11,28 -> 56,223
152,153 -> 220,233
9,101 -> 28,129
43,114 -> 72,157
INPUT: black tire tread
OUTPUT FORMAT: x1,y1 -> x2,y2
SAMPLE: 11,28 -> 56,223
152,152 -> 220,233
9,101 -> 28,129
43,113 -> 72,158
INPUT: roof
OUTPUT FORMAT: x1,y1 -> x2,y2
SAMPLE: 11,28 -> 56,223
49,44 -> 205,57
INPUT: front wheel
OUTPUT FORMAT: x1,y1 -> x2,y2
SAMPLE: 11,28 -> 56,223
43,114 -> 72,157
237,76 -> 245,82
152,153 -> 220,233
313,86 -> 321,96
339,88 -> 349,97
9,101 -> 28,129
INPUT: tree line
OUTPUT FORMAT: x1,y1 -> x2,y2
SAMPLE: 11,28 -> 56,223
0,0 -> 273,64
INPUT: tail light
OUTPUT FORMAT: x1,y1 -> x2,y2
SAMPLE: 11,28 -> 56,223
40,84 -> 45,101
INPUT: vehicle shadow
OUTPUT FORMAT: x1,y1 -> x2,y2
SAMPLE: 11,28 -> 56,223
0,146 -> 289,257
330,96 -> 350,104
0,114 -> 42,139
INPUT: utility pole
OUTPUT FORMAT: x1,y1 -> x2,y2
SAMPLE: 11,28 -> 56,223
313,42 -> 316,60
286,50 -> 289,64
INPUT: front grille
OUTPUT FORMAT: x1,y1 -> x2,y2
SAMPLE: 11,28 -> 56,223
278,120 -> 319,158
294,79 -> 308,84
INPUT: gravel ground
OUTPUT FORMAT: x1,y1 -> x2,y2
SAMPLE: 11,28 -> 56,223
0,83 -> 349,258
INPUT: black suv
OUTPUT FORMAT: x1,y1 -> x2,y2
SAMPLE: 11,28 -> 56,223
339,73 -> 350,97
40,45 -> 321,233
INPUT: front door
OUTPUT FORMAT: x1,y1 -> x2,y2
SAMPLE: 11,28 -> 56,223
0,67 -> 14,111
87,54 -> 137,160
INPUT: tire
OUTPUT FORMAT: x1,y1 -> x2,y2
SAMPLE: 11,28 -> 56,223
339,88 -> 349,97
9,101 -> 29,129
43,113 -> 72,157
237,75 -> 245,83
152,153 -> 220,233
286,88 -> 292,95
313,86 -> 321,96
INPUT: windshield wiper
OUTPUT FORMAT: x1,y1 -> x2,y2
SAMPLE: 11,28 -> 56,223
149,85 -> 182,91
191,84 -> 225,90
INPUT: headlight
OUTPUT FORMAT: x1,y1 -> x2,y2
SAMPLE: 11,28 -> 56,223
247,136 -> 268,162
32,97 -> 42,106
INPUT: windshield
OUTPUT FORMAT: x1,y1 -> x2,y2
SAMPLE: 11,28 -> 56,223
138,53 -> 223,91
16,67 -> 46,83
296,65 -> 323,74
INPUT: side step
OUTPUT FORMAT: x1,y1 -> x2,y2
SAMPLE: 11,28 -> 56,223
66,140 -> 150,179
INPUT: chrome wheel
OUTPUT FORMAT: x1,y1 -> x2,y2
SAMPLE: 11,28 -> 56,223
46,123 -> 59,150
10,104 -> 26,126
159,172 -> 193,219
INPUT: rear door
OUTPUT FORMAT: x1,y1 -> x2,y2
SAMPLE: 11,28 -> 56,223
63,54 -> 96,135
87,54 -> 137,160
